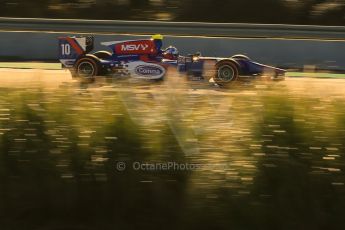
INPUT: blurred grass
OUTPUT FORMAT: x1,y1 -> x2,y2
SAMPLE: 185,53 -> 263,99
0,78 -> 345,229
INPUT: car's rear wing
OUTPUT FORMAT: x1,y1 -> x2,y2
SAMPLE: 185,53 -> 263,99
58,36 -> 94,67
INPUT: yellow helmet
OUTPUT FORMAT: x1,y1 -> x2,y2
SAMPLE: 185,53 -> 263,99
151,34 -> 163,40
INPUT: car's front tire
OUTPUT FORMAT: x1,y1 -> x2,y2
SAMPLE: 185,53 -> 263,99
214,60 -> 239,86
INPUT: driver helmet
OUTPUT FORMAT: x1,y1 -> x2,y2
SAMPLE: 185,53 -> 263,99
163,46 -> 179,60
151,34 -> 163,40
151,34 -> 163,51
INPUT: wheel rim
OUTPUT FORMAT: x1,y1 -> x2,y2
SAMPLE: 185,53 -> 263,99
217,65 -> 235,82
78,61 -> 95,77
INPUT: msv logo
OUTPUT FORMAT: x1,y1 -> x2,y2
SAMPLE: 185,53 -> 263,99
121,44 -> 149,51
135,65 -> 163,76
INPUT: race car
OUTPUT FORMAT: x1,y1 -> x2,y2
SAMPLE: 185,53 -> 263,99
58,35 -> 286,85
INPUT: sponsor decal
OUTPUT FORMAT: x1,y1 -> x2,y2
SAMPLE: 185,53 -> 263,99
115,40 -> 155,55
121,44 -> 149,51
135,65 -> 163,76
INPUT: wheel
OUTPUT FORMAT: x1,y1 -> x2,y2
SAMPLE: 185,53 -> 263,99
231,54 -> 250,61
92,51 -> 112,59
74,57 -> 99,80
214,61 -> 239,86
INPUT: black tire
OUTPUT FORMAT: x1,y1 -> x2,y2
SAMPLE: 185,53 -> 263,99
74,57 -> 99,80
231,54 -> 251,61
92,51 -> 112,59
214,60 -> 239,86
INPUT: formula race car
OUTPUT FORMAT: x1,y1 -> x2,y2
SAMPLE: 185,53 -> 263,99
58,35 -> 286,85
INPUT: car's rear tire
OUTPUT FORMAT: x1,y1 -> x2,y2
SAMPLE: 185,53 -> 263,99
75,57 -> 99,80
214,61 -> 239,86
92,51 -> 112,59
